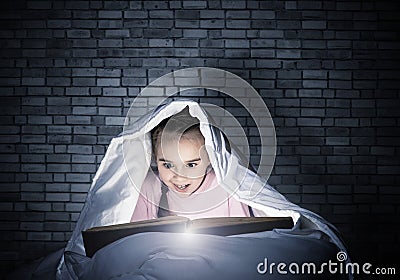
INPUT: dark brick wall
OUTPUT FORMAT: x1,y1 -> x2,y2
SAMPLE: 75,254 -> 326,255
1,0 -> 399,275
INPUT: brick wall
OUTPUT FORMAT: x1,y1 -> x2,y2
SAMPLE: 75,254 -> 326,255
1,0 -> 399,275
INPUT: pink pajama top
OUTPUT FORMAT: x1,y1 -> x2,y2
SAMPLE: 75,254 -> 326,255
131,170 -> 250,222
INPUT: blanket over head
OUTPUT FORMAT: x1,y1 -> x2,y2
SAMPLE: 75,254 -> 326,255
56,99 -> 349,279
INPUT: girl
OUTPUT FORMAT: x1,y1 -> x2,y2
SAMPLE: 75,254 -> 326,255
131,108 -> 251,221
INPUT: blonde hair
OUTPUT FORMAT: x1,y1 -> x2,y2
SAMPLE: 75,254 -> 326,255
151,107 -> 204,158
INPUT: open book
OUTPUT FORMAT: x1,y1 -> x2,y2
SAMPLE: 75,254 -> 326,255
82,216 -> 294,257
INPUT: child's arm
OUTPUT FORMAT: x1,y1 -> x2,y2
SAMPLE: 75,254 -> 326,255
228,196 -> 251,217
130,171 -> 161,222
130,193 -> 151,222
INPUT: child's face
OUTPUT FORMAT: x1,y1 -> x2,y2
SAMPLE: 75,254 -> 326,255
156,135 -> 211,196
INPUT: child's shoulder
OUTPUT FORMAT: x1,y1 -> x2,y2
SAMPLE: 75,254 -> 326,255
197,169 -> 218,192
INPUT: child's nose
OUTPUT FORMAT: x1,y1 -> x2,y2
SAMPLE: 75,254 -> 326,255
172,172 -> 185,180
172,168 -> 189,179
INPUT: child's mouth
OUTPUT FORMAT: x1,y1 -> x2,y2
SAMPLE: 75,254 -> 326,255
173,183 -> 190,192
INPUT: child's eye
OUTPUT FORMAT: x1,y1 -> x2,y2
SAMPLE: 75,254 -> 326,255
186,162 -> 197,168
163,162 -> 174,169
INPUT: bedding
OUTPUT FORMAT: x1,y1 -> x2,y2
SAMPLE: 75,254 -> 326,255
8,99 -> 350,280
67,230 -> 344,280
9,229 -> 345,280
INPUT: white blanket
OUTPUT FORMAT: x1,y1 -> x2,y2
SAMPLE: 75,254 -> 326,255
65,230 -> 343,280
